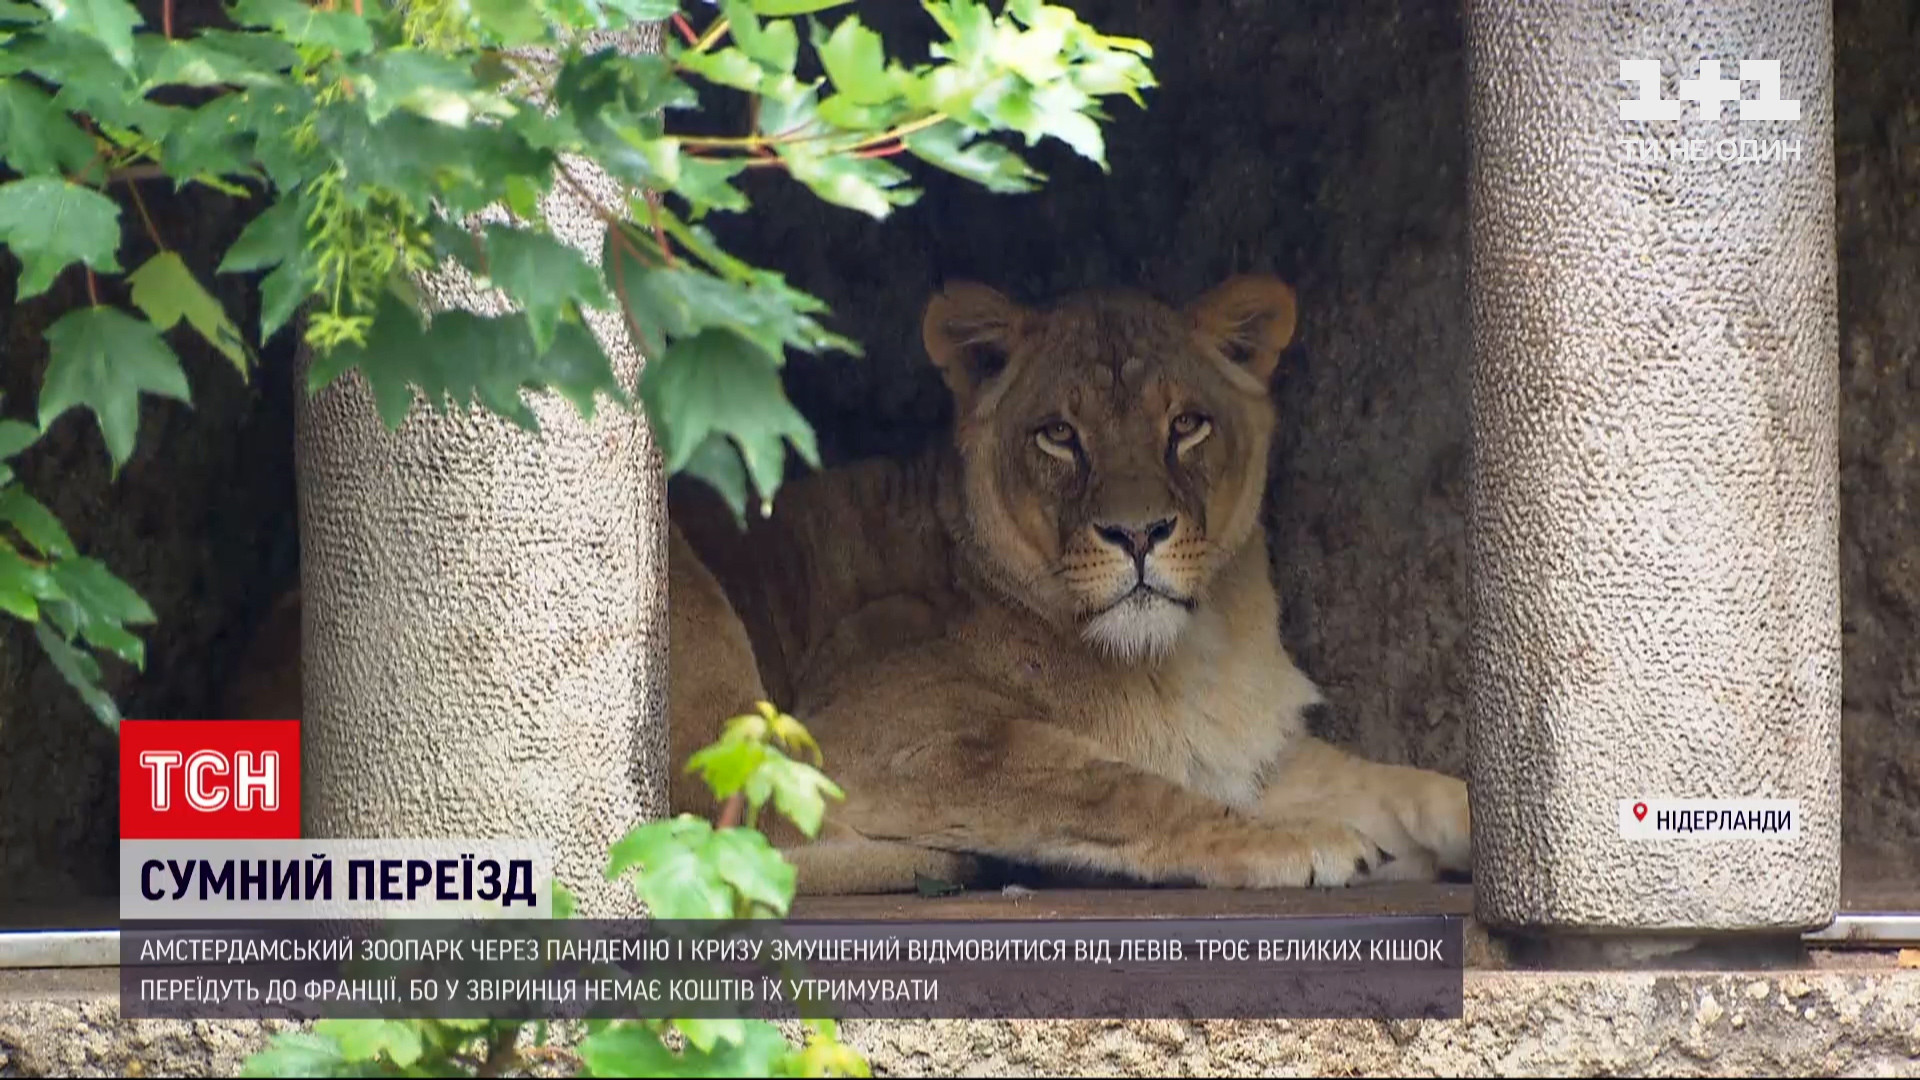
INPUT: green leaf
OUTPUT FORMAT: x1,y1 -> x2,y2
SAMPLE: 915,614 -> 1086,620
535,320 -> 627,421
605,816 -> 711,882
469,0 -> 551,48
670,157 -> 750,215
310,297 -> 620,431
34,0 -> 142,70
136,36 -> 285,89
39,306 -> 189,469
638,328 -> 818,508
635,844 -> 734,920
578,1027 -> 679,1078
607,238 -> 849,362
762,755 -> 842,837
350,49 -> 498,126
705,828 -> 795,914
482,224 -> 611,352
680,434 -> 751,523
218,196 -> 304,275
229,0 -> 372,56
0,177 -> 122,299
596,0 -> 680,19
129,252 -> 251,377
904,121 -> 1041,193
551,880 -> 577,920
47,556 -> 154,626
0,419 -> 40,458
672,1017 -> 749,1054
0,79 -> 95,175
34,620 -> 119,729
674,47 -> 766,94
315,1019 -> 424,1069
0,2 -> 49,23
780,149 -> 916,220
237,1032 -> 351,1079
750,0 -> 853,12
0,538 -> 60,621
817,14 -> 890,104
258,257 -> 313,343
721,0 -> 797,73
0,486 -> 75,557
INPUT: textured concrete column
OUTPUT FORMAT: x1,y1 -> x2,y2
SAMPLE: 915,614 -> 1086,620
1466,2 -> 1840,935
294,28 -> 668,915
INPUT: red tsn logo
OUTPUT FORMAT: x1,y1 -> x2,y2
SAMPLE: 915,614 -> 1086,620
119,720 -> 301,840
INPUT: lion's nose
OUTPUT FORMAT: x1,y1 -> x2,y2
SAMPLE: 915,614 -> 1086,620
1094,517 -> 1176,560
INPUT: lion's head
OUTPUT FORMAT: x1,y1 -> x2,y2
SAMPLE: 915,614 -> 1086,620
922,274 -> 1297,664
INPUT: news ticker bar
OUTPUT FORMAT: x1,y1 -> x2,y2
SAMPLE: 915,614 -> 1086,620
120,916 -> 1464,1021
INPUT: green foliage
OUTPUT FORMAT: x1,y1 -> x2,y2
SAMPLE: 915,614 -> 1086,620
240,706 -> 873,1078
0,0 -> 1152,721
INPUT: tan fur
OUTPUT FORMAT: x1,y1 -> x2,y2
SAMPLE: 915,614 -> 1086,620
227,274 -> 1471,894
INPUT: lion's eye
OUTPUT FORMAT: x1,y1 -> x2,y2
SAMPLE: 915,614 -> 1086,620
1038,421 -> 1078,447
1170,412 -> 1211,443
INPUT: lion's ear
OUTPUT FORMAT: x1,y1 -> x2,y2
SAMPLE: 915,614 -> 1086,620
1187,275 -> 1298,384
922,282 -> 1026,405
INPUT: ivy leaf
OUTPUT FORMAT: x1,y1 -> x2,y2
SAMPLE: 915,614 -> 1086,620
0,486 -> 75,557
229,0 -> 372,57
34,621 -> 119,729
638,328 -> 818,509
129,252 -> 251,377
39,306 -> 190,470
34,0 -> 142,71
817,14 -> 890,104
0,177 -> 123,299
904,121 -> 1041,194
0,79 -> 95,175
481,224 -> 610,352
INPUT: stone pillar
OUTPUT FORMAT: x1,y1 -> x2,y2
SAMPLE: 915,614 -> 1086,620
1465,1 -> 1840,940
294,28 -> 668,916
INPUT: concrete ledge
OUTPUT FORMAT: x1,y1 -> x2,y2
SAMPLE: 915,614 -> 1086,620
3,961 -> 1916,1077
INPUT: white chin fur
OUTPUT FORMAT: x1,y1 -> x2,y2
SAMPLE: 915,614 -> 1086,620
1081,592 -> 1190,664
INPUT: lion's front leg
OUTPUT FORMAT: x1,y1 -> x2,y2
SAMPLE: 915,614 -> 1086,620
807,711 -> 1395,893
1254,737 -> 1471,883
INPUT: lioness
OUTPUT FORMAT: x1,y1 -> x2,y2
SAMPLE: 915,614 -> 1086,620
227,273 -> 1471,894
666,274 -> 1470,893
